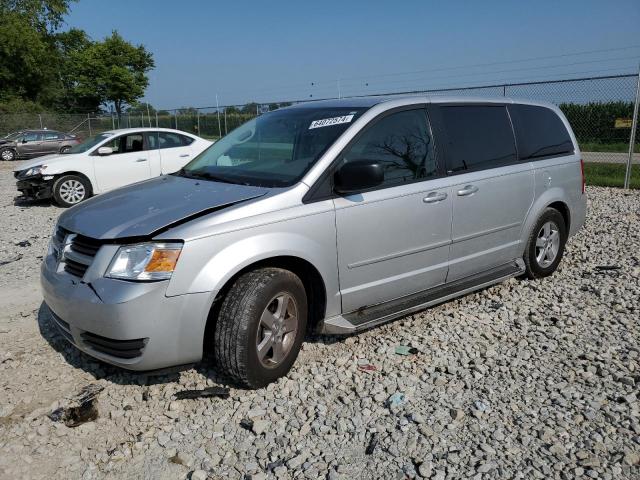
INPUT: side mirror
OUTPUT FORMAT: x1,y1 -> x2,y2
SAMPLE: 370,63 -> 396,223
334,160 -> 384,194
21,138 -> 28,144
97,146 -> 113,156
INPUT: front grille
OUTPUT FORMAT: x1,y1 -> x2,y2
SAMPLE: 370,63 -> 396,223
81,332 -> 147,359
52,227 -> 104,279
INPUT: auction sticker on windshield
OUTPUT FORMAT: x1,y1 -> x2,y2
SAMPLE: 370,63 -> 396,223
309,114 -> 354,129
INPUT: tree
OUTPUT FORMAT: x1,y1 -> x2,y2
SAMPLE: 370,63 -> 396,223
127,102 -> 156,115
73,31 -> 154,116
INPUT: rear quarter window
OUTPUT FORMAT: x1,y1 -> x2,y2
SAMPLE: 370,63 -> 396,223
508,104 -> 574,160
438,105 -> 517,173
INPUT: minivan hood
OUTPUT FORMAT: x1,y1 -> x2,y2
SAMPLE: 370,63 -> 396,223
58,175 -> 268,239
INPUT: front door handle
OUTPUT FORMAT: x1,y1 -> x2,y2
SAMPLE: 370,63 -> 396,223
423,192 -> 448,204
136,158 -> 147,162
457,185 -> 478,196
179,154 -> 190,158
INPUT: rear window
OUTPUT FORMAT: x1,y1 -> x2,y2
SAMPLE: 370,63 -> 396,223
508,104 -> 574,160
439,105 -> 517,173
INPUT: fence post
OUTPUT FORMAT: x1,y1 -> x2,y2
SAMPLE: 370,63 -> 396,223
155,112 -> 158,128
111,114 -> 115,130
224,109 -> 227,135
624,65 -> 640,189
197,110 -> 200,135
38,114 -> 43,129
87,113 -> 92,136
503,85 -> 506,97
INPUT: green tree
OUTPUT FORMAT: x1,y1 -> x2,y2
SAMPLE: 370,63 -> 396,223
127,102 -> 156,115
73,31 -> 154,116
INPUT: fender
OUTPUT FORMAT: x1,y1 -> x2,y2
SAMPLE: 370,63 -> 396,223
165,214 -> 341,318
519,185 -> 570,256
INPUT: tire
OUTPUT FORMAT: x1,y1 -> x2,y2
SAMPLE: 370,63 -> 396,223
523,208 -> 567,279
0,148 -> 16,161
52,174 -> 92,207
214,268 -> 308,388
60,146 -> 71,154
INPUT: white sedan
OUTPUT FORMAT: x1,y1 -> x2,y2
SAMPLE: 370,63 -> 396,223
13,128 -> 212,207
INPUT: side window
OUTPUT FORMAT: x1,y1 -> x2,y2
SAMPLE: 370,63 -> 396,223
439,105 -> 516,173
23,132 -> 42,142
145,132 -> 159,150
508,104 -> 574,160
101,134 -> 144,154
179,134 -> 194,146
158,132 -> 187,149
43,132 -> 62,140
341,109 -> 437,187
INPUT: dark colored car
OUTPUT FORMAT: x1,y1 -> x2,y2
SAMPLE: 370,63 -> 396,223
0,130 -> 80,161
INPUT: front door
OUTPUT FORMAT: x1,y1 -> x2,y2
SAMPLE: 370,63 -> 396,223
17,132 -> 44,158
432,104 -> 534,281
334,108 -> 453,313
93,133 -> 152,192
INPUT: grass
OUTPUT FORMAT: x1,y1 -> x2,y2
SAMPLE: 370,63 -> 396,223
584,162 -> 640,189
580,142 -> 639,153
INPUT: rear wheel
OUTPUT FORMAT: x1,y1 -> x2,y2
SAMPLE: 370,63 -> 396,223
52,175 -> 91,207
60,146 -> 71,154
523,208 -> 567,279
1,148 -> 16,161
213,268 -> 307,388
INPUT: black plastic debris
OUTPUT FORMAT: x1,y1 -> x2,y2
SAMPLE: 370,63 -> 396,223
266,459 -> 285,471
365,432 -> 379,455
15,240 -> 31,248
595,265 -> 621,271
49,384 -> 104,427
173,386 -> 230,400
0,254 -> 22,267
239,418 -> 254,431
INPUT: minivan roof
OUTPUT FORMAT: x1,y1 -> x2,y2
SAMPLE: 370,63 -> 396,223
285,95 -> 556,110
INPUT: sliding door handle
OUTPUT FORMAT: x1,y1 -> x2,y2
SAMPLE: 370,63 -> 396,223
457,185 -> 478,196
423,192 -> 448,204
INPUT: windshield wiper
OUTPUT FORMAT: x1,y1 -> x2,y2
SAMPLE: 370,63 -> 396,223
177,169 -> 240,185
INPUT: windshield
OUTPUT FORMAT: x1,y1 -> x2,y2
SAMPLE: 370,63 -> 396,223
4,131 -> 23,140
65,133 -> 114,154
179,107 -> 366,187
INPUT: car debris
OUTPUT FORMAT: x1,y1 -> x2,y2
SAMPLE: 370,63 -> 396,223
357,364 -> 378,373
365,432 -> 379,455
0,254 -> 22,266
387,392 -> 407,408
173,386 -> 230,400
394,345 -> 419,356
594,265 -> 621,271
48,384 -> 104,427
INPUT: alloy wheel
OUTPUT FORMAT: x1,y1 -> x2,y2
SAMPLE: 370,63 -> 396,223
256,292 -> 299,368
58,179 -> 86,204
535,221 -> 560,268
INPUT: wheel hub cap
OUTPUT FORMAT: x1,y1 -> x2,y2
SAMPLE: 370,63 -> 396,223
59,180 -> 85,204
256,293 -> 298,368
535,221 -> 560,268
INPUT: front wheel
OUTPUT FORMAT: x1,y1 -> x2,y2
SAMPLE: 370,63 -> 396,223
214,268 -> 307,388
52,175 -> 91,207
523,208 -> 567,279
1,148 -> 16,161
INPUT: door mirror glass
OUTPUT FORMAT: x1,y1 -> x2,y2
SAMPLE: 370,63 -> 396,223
97,146 -> 113,156
21,138 -> 28,143
334,160 -> 384,194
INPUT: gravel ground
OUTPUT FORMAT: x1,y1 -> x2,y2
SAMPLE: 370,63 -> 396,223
0,161 -> 639,480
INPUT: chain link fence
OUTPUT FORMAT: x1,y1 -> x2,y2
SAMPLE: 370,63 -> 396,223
2,73 -> 639,186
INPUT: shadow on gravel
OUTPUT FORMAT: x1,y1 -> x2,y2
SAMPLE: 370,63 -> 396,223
36,302 -> 241,390
13,197 -> 57,208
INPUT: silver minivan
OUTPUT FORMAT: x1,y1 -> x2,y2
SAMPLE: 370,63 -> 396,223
41,96 -> 586,387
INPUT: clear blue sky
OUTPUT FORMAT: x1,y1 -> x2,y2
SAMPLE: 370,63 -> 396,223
64,0 -> 640,109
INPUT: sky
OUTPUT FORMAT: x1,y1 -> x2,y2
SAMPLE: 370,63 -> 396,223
64,0 -> 640,109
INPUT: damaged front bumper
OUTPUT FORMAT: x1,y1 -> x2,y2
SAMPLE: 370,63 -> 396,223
15,174 -> 54,200
40,249 -> 214,371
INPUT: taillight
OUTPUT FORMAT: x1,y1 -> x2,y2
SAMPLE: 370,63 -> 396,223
580,158 -> 586,194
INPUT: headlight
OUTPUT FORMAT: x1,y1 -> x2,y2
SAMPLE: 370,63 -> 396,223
106,242 -> 182,281
25,165 -> 47,177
